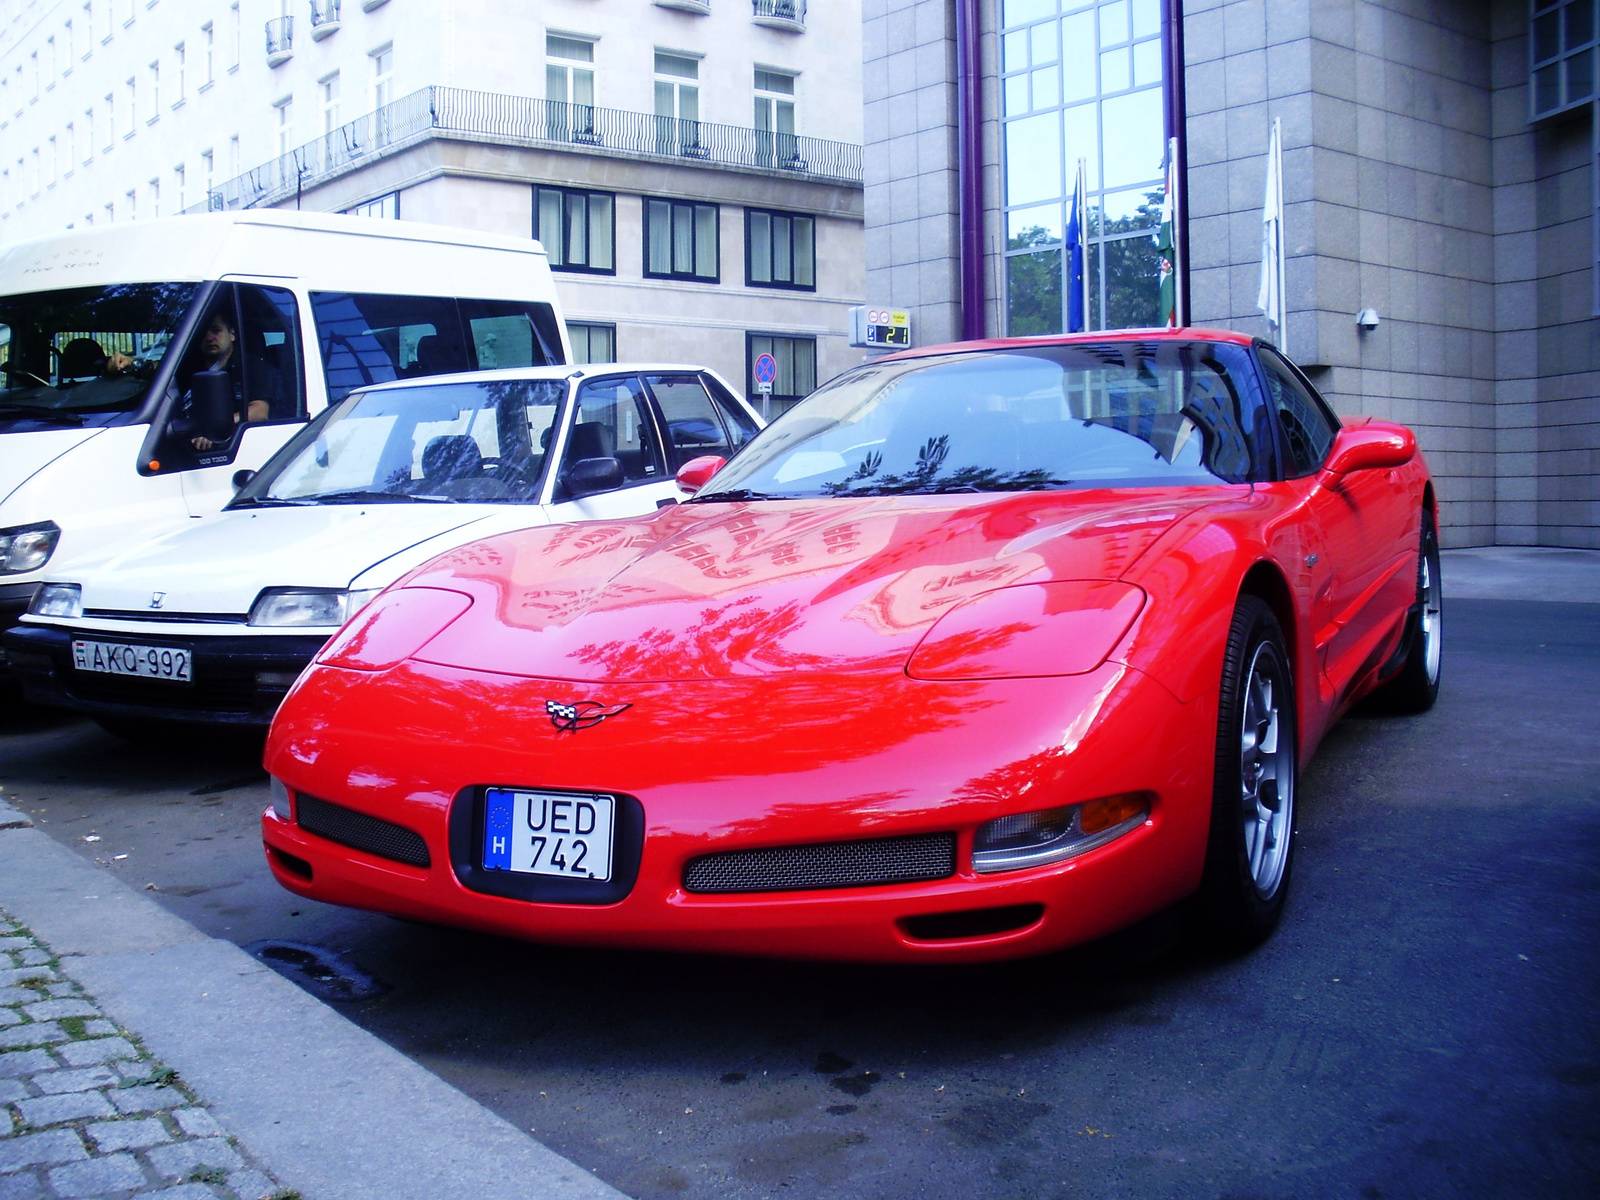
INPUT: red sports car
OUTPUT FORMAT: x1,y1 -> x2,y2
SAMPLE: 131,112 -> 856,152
261,331 -> 1440,962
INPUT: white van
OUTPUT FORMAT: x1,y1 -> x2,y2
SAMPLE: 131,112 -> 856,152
0,210 -> 568,655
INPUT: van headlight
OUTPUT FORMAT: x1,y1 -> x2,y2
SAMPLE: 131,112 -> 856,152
0,521 -> 61,574
29,583 -> 82,619
248,588 -> 381,628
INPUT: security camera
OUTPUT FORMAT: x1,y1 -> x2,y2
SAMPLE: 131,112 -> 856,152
1355,307 -> 1381,332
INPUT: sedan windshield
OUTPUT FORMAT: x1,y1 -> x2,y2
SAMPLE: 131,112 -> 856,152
235,378 -> 564,506
697,340 -> 1271,500
0,283 -> 200,418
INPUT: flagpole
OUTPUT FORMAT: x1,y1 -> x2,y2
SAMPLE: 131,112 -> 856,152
1169,135 -> 1186,327
1077,158 -> 1090,332
1273,118 -> 1286,353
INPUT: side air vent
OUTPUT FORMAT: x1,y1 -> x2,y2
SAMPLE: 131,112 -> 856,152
683,832 -> 956,894
297,794 -> 430,868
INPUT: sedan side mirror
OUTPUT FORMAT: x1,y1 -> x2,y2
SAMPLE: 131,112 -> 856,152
563,456 -> 625,498
191,368 -> 236,445
1322,420 -> 1416,475
231,468 -> 256,491
675,455 -> 727,495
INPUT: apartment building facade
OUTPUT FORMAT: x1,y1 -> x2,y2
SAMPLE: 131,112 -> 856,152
0,0 -> 865,410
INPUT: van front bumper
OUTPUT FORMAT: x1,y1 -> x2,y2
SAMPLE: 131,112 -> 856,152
2,622 -> 328,726
0,583 -> 39,676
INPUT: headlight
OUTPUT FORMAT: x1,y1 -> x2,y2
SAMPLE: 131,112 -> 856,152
0,521 -> 61,574
317,587 -> 474,671
29,582 -> 82,619
248,588 -> 381,628
269,776 -> 293,821
972,792 -> 1150,874
907,581 -> 1145,680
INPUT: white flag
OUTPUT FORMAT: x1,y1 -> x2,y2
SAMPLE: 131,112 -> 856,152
1257,117 -> 1286,352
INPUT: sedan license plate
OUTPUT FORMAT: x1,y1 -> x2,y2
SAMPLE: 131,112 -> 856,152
71,639 -> 192,684
482,788 -> 614,882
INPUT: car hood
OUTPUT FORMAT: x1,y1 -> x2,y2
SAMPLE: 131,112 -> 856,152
408,488 -> 1227,681
72,504 -> 542,617
0,427 -> 104,506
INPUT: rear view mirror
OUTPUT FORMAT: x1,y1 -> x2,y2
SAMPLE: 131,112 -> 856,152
191,368 -> 235,445
563,457 -> 625,498
1322,420 -> 1416,475
232,469 -> 256,491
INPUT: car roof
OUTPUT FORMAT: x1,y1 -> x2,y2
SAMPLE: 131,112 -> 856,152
351,363 -> 722,396
879,327 -> 1259,363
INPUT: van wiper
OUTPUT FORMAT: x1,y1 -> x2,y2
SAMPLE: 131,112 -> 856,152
311,489 -> 452,504
0,404 -> 86,426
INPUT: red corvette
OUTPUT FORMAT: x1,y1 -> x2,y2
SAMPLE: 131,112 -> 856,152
261,331 -> 1440,962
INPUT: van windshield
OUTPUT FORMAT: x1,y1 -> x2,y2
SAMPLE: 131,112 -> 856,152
233,377 -> 566,507
0,283 -> 201,424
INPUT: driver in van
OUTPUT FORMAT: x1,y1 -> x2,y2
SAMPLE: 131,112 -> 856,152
169,310 -> 275,451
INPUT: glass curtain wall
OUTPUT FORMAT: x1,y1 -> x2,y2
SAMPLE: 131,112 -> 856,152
1000,0 -> 1169,334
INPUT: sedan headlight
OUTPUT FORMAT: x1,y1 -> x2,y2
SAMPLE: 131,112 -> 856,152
29,582 -> 82,620
248,588 -> 381,628
972,792 -> 1150,874
0,521 -> 61,575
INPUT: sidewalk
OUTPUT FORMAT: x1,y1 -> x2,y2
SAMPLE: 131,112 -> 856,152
1441,545 -> 1600,603
0,797 -> 625,1200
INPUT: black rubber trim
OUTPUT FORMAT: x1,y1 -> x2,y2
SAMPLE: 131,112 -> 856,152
448,786 -> 645,906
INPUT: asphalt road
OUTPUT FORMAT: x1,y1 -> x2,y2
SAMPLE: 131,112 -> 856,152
1,598 -> 1596,1200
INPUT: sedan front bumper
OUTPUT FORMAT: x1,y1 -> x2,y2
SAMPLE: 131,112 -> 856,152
3,622 -> 329,726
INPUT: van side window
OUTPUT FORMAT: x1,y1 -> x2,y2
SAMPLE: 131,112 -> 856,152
311,293 -> 565,404
149,283 -> 302,471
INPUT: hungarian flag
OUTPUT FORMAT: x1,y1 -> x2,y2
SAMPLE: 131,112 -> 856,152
1157,141 -> 1178,327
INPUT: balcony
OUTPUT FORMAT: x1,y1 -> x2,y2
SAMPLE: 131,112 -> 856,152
197,86 -> 861,213
655,0 -> 711,13
310,0 -> 341,41
360,0 -> 389,10
265,17 -> 293,67
751,0 -> 805,31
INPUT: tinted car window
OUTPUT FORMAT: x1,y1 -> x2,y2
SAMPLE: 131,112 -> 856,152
561,376 -> 664,491
1258,347 -> 1337,477
698,340 -> 1272,500
703,373 -> 760,449
645,373 -> 732,466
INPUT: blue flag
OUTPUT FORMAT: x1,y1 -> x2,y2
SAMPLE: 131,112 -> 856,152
1066,159 -> 1088,333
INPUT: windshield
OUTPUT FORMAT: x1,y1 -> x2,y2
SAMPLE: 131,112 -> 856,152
0,283 -> 201,419
234,377 -> 566,506
696,340 -> 1271,500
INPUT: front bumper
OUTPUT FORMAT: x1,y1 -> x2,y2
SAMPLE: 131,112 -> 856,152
3,622 -> 329,726
0,582 -> 39,677
262,657 -> 1216,963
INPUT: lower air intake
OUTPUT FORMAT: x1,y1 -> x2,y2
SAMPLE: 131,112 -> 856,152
297,794 -> 431,868
683,832 -> 956,894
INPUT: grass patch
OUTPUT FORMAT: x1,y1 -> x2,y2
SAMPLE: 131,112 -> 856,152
188,1166 -> 229,1184
56,1015 -> 86,1038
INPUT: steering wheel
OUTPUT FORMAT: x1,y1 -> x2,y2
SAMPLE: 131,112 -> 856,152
1,361 -> 52,388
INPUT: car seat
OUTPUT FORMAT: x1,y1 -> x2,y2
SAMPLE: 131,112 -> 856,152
421,435 -> 484,482
57,337 -> 107,380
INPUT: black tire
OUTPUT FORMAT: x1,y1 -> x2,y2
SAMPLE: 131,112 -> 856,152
1371,510 -> 1442,713
1198,595 -> 1298,950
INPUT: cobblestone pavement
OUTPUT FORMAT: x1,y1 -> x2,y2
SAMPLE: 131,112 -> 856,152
0,910 -> 291,1200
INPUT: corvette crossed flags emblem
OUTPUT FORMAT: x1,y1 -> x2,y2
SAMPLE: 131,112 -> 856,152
545,699 -> 631,733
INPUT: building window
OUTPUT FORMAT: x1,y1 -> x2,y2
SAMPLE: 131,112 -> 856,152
173,42 -> 185,103
147,60 -> 159,120
746,332 -> 815,419
82,111 -> 94,163
1000,0 -> 1169,334
754,67 -> 798,165
645,198 -> 718,281
148,176 -> 159,217
230,3 -> 241,71
201,147 -> 213,194
569,322 -> 616,364
345,192 -> 398,218
320,72 -> 340,133
46,37 -> 56,88
123,77 -> 136,136
371,44 -> 393,109
274,97 -> 293,156
173,163 -> 184,209
546,34 -> 595,139
654,51 -> 701,155
202,22 -> 213,85
1532,1 -> 1598,120
535,185 -> 614,273
746,208 -> 815,289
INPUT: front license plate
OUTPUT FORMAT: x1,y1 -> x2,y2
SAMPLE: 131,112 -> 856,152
71,639 -> 192,684
482,788 -> 614,882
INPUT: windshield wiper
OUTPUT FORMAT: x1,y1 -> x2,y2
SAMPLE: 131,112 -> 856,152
310,490 -> 453,505
227,496 -> 321,509
0,404 -> 86,426
688,488 -> 801,503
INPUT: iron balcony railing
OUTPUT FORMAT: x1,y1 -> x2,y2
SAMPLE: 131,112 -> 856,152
752,0 -> 806,24
310,0 -> 342,38
199,85 -> 861,212
265,17 -> 293,65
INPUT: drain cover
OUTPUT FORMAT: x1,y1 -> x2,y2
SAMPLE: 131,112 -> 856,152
245,940 -> 387,1003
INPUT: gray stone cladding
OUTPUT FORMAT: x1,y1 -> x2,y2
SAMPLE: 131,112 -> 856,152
0,912 -> 291,1200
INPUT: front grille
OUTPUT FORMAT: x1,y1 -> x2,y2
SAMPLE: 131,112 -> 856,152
297,794 -> 431,868
83,609 -> 247,624
683,832 -> 956,894
63,670 -> 258,713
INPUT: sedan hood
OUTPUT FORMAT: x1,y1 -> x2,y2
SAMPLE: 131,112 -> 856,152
409,489 -> 1228,681
73,504 -> 534,617
0,427 -> 104,506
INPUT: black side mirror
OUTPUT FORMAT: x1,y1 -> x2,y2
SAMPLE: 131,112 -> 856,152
231,469 -> 256,491
562,457 -> 625,498
191,368 -> 235,444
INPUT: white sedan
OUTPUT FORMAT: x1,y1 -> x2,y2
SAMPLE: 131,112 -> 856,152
5,363 -> 760,735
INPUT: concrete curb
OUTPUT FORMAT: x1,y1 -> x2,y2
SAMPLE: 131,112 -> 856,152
0,800 -> 626,1200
